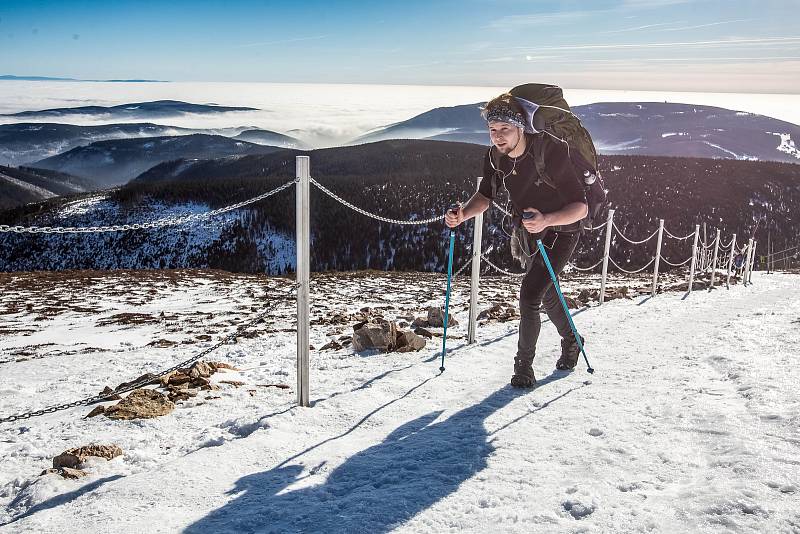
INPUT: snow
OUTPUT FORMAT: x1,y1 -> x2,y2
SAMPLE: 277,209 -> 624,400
768,132 -> 800,159
1,270 -> 798,532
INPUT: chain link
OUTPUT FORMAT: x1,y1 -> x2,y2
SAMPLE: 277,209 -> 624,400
663,227 -> 696,240
659,254 -> 693,267
309,177 -> 442,226
480,253 -> 526,278
570,257 -> 605,272
612,222 -> 659,245
608,256 -> 656,274
0,306 -> 273,424
0,180 -> 297,235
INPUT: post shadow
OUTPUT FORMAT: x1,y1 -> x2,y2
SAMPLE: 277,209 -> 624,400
184,377 -> 569,534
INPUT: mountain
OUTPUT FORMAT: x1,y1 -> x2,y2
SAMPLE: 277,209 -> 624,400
233,129 -> 305,148
354,102 -> 800,164
0,165 -> 98,210
2,140 -> 798,274
29,134 -> 283,187
5,100 -> 257,119
0,123 -> 302,166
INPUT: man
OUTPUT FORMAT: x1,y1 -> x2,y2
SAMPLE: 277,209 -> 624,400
445,93 -> 588,388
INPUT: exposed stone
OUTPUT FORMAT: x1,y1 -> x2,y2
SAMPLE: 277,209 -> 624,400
396,331 -> 427,352
564,296 -> 581,309
115,373 -> 158,392
477,303 -> 518,323
105,389 -> 175,420
41,467 -> 88,479
188,361 -> 213,379
208,362 -> 239,371
219,380 -> 245,387
413,327 -> 434,339
426,307 -> 458,328
353,320 -> 397,352
411,317 -> 430,328
98,386 -> 121,401
54,444 -> 123,469
168,372 -> 192,386
320,340 -> 342,351
85,405 -> 106,418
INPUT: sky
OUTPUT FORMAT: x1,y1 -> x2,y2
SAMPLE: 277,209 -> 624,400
0,0 -> 798,93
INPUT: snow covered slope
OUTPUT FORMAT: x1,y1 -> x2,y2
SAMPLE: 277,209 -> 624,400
0,270 -> 797,532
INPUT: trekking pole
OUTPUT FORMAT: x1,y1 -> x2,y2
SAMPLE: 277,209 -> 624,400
439,204 -> 459,373
536,238 -> 595,374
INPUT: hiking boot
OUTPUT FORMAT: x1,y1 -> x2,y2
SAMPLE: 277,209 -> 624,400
511,356 -> 536,388
556,334 -> 584,371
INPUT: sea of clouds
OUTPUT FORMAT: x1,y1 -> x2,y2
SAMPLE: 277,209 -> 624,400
0,81 -> 797,148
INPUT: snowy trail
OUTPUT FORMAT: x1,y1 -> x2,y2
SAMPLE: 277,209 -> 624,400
1,272 -> 798,533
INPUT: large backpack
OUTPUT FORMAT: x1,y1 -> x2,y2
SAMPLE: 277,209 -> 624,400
507,83 -> 608,230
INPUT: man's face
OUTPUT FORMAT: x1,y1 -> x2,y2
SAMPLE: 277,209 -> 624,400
488,121 -> 521,154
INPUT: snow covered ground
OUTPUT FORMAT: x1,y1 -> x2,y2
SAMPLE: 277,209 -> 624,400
0,270 -> 798,533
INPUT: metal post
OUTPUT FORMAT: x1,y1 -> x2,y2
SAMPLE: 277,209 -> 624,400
743,238 -> 753,286
726,233 -> 736,289
749,240 -> 757,283
687,224 -> 701,294
767,229 -> 771,274
708,229 -> 720,291
599,209 -> 615,304
651,219 -> 664,297
468,180 -> 484,345
295,156 -> 310,408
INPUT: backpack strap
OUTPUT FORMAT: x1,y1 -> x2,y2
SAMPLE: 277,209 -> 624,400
531,134 -> 556,190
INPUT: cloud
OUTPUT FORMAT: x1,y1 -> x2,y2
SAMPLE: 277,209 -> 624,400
655,19 -> 753,31
509,36 -> 800,52
599,22 -> 686,34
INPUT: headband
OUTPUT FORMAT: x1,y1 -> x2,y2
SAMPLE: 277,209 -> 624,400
484,105 -> 527,130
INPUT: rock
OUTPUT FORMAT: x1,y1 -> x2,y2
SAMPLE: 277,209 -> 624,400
410,317 -> 430,328
168,372 -> 192,386
54,444 -> 123,469
413,327 -> 434,339
60,467 -> 88,479
578,289 -> 598,303
398,321 -> 408,329
219,380 -> 245,387
396,331 -> 427,352
188,361 -> 213,380
320,340 -> 342,351
115,373 -> 158,392
352,321 -> 367,332
477,303 -> 518,323
105,389 -> 175,420
426,307 -> 458,328
41,467 -> 88,479
564,296 -> 581,309
98,386 -> 121,401
353,321 -> 397,352
85,405 -> 106,418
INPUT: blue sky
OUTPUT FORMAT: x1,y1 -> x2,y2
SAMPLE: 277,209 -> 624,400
0,0 -> 797,92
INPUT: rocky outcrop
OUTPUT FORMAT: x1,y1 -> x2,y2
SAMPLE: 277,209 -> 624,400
105,389 -> 175,420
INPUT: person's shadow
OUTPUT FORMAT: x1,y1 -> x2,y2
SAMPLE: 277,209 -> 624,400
185,373 -> 572,534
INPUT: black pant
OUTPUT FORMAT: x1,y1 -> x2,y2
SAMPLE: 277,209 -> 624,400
517,230 -> 580,362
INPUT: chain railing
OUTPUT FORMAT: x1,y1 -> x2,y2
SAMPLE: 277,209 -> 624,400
0,180 -> 297,234
309,177 -> 443,226
612,222 -> 660,245
0,305 -> 274,424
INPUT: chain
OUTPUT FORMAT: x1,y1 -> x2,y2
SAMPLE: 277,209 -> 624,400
570,257 -> 605,272
492,201 -> 511,216
480,253 -> 526,278
0,180 -> 297,234
0,306 -> 272,424
608,256 -> 656,274
612,222 -> 659,245
700,235 -> 719,250
659,254 -> 693,267
663,227 -> 696,240
309,177 -> 442,226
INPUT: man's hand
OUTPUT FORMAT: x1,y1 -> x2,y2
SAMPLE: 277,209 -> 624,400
521,208 -> 549,234
444,205 -> 464,228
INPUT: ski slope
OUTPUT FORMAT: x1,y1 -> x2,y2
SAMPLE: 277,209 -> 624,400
1,271 -> 798,533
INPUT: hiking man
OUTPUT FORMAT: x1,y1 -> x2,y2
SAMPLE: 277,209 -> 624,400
445,93 -> 588,388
